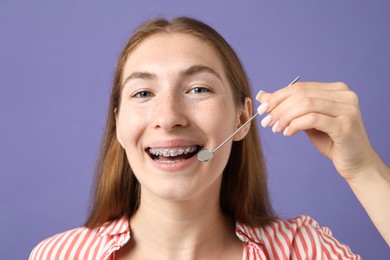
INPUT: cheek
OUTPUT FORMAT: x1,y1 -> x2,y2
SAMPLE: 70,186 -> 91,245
196,99 -> 238,140
117,107 -> 149,147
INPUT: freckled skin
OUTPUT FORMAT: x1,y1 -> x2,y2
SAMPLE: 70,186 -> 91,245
116,33 -> 248,201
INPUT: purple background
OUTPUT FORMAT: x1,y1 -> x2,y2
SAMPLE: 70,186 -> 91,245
1,1 -> 389,259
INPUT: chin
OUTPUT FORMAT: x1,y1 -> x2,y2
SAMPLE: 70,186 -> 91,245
138,173 -> 222,204
145,180 -> 204,201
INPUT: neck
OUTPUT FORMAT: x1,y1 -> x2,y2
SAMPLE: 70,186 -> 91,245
128,180 -> 240,259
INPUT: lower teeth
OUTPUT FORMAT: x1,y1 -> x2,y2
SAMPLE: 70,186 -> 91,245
155,158 -> 185,164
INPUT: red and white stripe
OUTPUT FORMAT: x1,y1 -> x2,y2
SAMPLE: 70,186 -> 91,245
237,215 -> 361,260
30,215 -> 361,259
29,218 -> 130,260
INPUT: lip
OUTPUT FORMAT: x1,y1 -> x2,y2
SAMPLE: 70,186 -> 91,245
147,153 -> 199,172
145,139 -> 203,172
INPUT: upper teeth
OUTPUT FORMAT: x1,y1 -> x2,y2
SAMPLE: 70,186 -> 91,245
149,146 -> 197,157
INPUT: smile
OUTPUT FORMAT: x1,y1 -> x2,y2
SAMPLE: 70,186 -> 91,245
146,145 -> 202,163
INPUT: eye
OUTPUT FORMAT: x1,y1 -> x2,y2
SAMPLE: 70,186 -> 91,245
189,86 -> 210,94
132,90 -> 152,98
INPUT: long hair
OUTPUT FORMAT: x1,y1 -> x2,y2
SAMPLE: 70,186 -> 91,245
85,17 -> 276,228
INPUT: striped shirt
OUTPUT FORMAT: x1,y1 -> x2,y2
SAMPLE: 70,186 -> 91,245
30,215 -> 361,259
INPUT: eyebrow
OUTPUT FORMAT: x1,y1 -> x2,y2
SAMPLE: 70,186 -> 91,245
122,64 -> 222,87
181,64 -> 222,81
122,71 -> 156,86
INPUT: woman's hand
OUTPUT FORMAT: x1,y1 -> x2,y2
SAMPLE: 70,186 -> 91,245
256,81 -> 376,180
256,81 -> 390,245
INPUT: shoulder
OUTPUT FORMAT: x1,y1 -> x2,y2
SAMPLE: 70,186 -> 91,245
29,226 -> 98,260
29,217 -> 130,260
236,215 -> 361,259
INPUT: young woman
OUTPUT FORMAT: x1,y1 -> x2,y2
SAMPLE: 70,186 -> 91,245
30,17 -> 389,259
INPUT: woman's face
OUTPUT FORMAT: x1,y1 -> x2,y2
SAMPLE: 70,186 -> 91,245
116,33 -> 249,201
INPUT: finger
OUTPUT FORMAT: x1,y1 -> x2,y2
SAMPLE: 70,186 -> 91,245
283,112 -> 343,138
257,88 -> 358,122
260,90 -> 357,130
269,98 -> 353,133
256,81 -> 350,107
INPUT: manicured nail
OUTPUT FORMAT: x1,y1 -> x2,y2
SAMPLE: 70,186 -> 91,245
272,120 -> 280,133
283,126 -> 290,136
261,114 -> 272,128
256,90 -> 266,101
257,103 -> 269,115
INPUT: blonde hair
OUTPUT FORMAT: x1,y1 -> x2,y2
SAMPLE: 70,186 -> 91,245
85,17 -> 276,228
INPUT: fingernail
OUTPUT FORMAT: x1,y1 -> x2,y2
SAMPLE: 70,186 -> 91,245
261,114 -> 272,128
272,120 -> 280,133
283,126 -> 290,136
256,90 -> 266,101
257,103 -> 269,115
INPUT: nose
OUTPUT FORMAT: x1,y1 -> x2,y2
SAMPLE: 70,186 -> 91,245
152,91 -> 189,131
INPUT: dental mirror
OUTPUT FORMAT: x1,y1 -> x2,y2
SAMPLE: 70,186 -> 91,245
197,76 -> 300,162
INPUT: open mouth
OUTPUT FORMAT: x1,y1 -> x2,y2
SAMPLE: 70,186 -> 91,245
146,145 -> 203,163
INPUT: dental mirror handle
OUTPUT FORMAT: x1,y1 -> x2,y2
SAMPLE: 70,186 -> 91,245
212,112 -> 258,154
213,76 -> 300,154
197,76 -> 300,162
